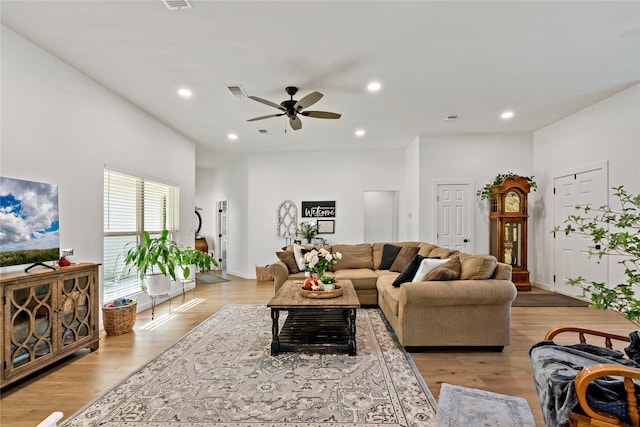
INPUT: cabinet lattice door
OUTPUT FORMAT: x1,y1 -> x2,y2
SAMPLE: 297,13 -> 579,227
1,263 -> 100,388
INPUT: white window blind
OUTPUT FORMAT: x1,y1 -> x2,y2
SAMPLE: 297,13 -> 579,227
103,169 -> 180,302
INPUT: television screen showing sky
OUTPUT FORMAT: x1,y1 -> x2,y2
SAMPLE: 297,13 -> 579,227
0,177 -> 59,251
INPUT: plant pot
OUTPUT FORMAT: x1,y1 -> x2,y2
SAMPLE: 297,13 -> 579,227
146,274 -> 172,295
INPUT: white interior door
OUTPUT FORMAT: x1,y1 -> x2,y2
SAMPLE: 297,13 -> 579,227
364,191 -> 398,243
435,182 -> 473,252
553,167 -> 607,296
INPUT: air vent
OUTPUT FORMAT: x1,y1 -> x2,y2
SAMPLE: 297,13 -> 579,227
258,129 -> 271,135
443,115 -> 458,122
227,85 -> 248,98
162,0 -> 192,11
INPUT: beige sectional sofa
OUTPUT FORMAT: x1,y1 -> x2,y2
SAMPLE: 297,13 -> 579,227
269,241 -> 517,349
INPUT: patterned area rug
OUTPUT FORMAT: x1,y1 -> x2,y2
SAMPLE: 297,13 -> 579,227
435,383 -> 535,427
62,305 -> 437,426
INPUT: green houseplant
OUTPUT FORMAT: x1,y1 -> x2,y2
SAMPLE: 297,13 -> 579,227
296,221 -> 318,244
477,172 -> 537,201
124,230 -> 217,294
553,186 -> 640,327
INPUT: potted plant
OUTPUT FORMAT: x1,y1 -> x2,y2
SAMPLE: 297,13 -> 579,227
296,221 -> 318,244
477,172 -> 537,201
553,185 -> 640,327
124,230 -> 217,295
179,246 -> 218,279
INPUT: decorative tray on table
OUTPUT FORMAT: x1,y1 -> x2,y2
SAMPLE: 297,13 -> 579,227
300,283 -> 343,299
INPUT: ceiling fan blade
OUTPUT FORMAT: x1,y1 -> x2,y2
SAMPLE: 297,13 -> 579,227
295,91 -> 323,110
247,113 -> 284,122
248,95 -> 284,111
301,111 -> 341,119
289,116 -> 302,130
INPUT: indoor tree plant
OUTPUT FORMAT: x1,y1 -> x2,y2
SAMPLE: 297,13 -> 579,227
476,172 -> 537,201
553,185 -> 640,327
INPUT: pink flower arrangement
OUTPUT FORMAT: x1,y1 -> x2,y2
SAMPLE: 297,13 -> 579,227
301,247 -> 342,274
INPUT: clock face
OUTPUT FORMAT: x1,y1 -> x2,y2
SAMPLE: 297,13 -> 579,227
505,191 -> 520,213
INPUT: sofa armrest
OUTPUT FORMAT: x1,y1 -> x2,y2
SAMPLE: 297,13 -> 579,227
399,280 -> 517,307
269,260 -> 289,293
492,262 -> 512,280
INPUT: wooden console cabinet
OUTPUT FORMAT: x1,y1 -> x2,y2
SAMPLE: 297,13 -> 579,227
1,262 -> 100,388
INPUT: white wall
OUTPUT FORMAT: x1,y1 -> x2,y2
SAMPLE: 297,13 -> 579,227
1,26 -> 197,310
417,133 -> 534,254
198,150 -> 406,277
532,83 -> 640,289
404,137 -> 420,240
206,157 -> 249,277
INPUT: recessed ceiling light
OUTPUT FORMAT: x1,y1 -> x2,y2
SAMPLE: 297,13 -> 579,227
367,82 -> 381,92
501,111 -> 514,119
227,133 -> 238,140
355,129 -> 366,137
178,88 -> 192,98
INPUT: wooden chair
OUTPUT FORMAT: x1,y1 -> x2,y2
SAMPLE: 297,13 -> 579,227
544,327 -> 640,427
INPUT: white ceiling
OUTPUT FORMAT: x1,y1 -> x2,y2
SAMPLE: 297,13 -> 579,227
2,1 -> 639,168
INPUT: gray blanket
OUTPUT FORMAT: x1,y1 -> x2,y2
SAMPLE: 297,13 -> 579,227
529,337 -> 640,427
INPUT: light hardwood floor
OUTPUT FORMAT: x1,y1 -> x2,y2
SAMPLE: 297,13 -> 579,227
0,274 -> 634,427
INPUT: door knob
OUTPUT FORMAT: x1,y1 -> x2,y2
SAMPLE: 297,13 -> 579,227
463,239 -> 470,243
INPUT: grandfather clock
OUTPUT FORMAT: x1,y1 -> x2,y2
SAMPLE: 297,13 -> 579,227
489,175 -> 531,290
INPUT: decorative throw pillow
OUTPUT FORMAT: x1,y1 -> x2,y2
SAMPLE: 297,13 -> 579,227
423,255 -> 461,281
379,244 -> 403,270
293,243 -> 309,271
392,254 -> 425,287
459,254 -> 497,280
276,250 -> 299,274
390,246 -> 420,272
412,257 -> 449,282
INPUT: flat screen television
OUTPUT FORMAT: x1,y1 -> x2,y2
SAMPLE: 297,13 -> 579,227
0,176 -> 60,269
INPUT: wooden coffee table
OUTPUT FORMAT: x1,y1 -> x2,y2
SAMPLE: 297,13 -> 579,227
267,279 -> 360,356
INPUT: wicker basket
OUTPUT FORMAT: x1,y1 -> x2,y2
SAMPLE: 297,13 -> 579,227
102,301 -> 137,335
255,265 -> 272,281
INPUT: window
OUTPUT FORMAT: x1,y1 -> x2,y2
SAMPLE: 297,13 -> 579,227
103,169 -> 180,301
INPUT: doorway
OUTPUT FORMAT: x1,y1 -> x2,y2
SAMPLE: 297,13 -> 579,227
553,163 -> 608,296
217,200 -> 228,271
434,181 -> 474,252
363,191 -> 398,243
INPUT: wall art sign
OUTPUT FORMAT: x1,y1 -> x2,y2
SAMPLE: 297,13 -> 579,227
317,219 -> 335,234
301,201 -> 335,218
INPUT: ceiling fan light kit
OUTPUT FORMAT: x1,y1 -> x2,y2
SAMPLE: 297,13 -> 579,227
247,86 -> 341,131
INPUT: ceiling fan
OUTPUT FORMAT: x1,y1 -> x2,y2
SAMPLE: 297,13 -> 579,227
247,86 -> 341,131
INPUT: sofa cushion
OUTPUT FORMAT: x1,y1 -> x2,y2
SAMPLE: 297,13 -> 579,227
459,254 -> 498,280
333,268 -> 379,290
378,277 -> 403,317
379,244 -> 403,270
428,247 -> 460,259
390,246 -> 420,272
372,242 -> 421,269
412,257 -> 449,282
293,244 -> 310,271
392,254 -> 425,287
276,250 -> 300,274
418,243 -> 438,257
332,244 -> 373,271
423,255 -> 461,281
